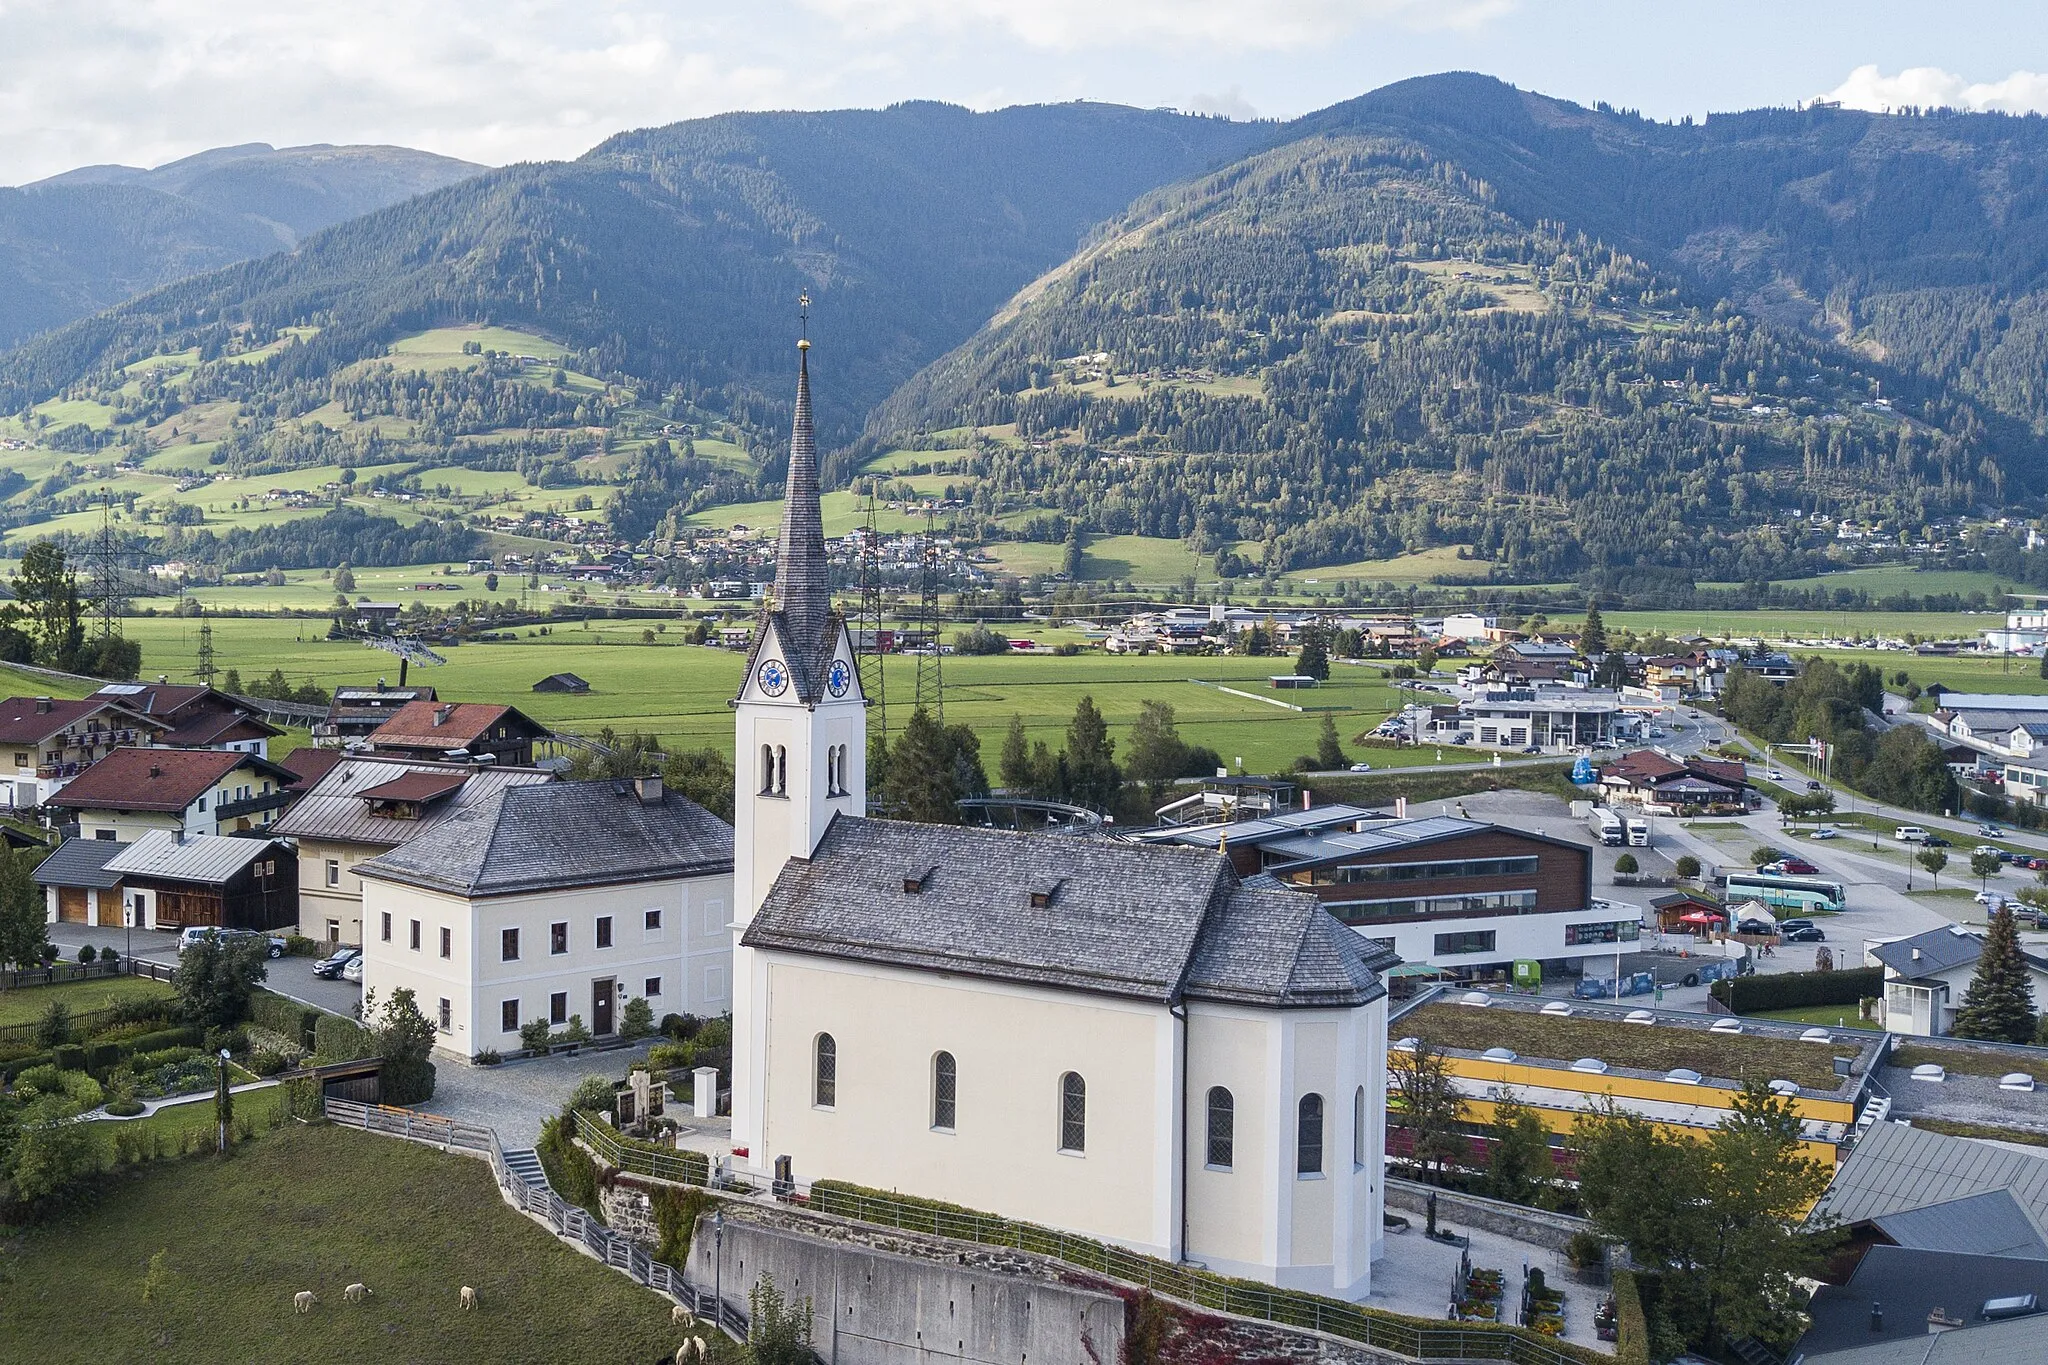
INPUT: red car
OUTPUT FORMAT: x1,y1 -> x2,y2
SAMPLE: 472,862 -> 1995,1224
1777,858 -> 1819,876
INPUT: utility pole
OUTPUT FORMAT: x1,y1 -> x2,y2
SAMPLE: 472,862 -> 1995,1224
914,503 -> 944,723
857,493 -> 888,747
195,623 -> 217,687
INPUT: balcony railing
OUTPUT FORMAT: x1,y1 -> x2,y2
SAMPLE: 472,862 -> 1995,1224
216,790 -> 289,820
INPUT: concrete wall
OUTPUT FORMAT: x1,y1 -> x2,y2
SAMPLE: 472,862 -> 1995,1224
686,1216 -> 1125,1365
1383,1178 -> 1590,1252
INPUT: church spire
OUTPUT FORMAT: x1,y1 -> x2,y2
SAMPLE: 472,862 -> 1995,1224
773,317 -> 830,653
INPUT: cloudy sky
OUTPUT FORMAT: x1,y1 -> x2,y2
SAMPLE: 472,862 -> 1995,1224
2,0 -> 2045,184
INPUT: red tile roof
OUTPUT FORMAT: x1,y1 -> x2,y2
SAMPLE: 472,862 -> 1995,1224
366,701 -> 543,751
47,748 -> 283,812
281,747 -> 345,788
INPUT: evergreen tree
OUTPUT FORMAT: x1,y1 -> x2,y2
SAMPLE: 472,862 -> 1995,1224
1580,601 -> 1607,657
1315,713 -> 1346,770
1953,904 -> 2039,1043
0,844 -> 47,969
1295,625 -> 1330,681
883,707 -> 963,823
1061,696 -> 1120,811
1124,700 -> 1190,787
998,714 -> 1034,791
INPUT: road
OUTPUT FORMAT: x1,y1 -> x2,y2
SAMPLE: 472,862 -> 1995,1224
42,921 -> 362,1017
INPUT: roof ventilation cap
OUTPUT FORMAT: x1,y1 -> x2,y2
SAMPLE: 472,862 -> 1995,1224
1541,1001 -> 1573,1016
1459,991 -> 1491,1007
1910,1063 -> 1946,1083
1571,1057 -> 1608,1074
2001,1073 -> 2037,1092
1391,1036 -> 1418,1052
1481,1047 -> 1517,1063
1768,1079 -> 1800,1096
1711,1018 -> 1743,1034
1666,1068 -> 1702,1084
1802,1028 -> 1833,1043
1626,1009 -> 1656,1024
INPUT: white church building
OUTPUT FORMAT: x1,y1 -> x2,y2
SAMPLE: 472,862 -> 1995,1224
724,338 -> 1393,1298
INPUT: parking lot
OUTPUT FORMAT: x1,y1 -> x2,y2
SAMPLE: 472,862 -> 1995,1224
42,921 -> 362,1017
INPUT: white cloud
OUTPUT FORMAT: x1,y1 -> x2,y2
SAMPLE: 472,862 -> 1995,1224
1823,64 -> 2048,115
1189,86 -> 1261,121
799,0 -> 1515,52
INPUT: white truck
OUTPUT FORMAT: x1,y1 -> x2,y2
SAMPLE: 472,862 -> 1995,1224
1590,807 -> 1625,846
1626,815 -> 1651,847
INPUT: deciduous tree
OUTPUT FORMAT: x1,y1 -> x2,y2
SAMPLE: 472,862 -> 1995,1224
0,844 -> 48,970
1387,1039 -> 1463,1185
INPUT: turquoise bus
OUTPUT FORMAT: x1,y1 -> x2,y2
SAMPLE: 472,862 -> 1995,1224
1724,873 -> 1846,915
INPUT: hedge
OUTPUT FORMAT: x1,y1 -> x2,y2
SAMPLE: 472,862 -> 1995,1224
313,1014 -> 375,1062
1612,1270 -> 1649,1365
84,1041 -> 124,1075
1710,965 -> 1883,1014
125,1025 -> 201,1054
2,1051 -> 52,1081
52,1043 -> 86,1072
248,989 -> 323,1050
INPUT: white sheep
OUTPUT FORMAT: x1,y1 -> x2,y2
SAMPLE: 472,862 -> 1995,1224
671,1303 -> 696,1327
675,1341 -> 707,1365
460,1285 -> 478,1311
293,1290 -> 317,1314
344,1282 -> 372,1302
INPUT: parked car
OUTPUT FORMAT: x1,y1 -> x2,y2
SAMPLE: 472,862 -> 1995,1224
1777,918 -> 1817,935
312,946 -> 361,980
1806,780 -> 1825,792
1778,858 -> 1819,875
341,954 -> 366,983
1925,835 -> 1952,848
178,926 -> 287,959
1894,826 -> 1930,843
1976,890 -> 2010,908
1809,827 -> 1838,840
1783,925 -> 1827,943
1975,844 -> 2005,857
1349,762 -> 1373,772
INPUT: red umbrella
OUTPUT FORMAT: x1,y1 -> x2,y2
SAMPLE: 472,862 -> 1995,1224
1677,911 -> 1723,925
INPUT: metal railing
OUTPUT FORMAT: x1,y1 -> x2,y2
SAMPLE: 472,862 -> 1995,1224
324,1098 -> 735,1334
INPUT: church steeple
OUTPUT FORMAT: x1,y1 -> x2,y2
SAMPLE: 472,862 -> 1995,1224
773,333 -> 830,656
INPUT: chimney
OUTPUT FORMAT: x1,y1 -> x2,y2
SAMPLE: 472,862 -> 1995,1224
1911,948 -> 1921,961
148,763 -> 161,778
1396,795 -> 1409,818
433,704 -> 455,727
634,775 -> 664,805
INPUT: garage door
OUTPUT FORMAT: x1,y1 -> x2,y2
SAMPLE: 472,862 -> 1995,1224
58,886 -> 87,923
98,887 -> 124,927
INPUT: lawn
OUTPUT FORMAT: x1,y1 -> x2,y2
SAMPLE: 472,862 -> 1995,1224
1402,1002 -> 1847,1089
0,976 -> 174,1029
1605,609 -> 1986,642
0,1122 -> 706,1364
1741,1005 -> 1880,1031
1893,1043 -> 2048,1085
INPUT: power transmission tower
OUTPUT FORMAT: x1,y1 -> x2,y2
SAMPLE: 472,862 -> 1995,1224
914,503 -> 944,722
857,493 -> 888,747
84,492 -> 126,640
195,623 -> 217,686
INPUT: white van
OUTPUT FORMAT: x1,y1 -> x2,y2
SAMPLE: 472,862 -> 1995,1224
1893,826 -> 1930,844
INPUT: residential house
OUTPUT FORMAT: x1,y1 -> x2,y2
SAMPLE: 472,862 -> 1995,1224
355,777 -> 734,1055
1867,924 -> 2048,1037
363,700 -> 550,767
104,830 -> 297,934
46,747 -> 297,841
35,837 -> 130,929
314,683 -> 438,745
0,696 -> 169,809
1442,685 -> 1623,750
1142,808 -> 1633,972
270,755 -> 552,946
87,681 -> 279,756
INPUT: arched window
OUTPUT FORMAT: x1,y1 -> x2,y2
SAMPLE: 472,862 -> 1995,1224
760,744 -> 775,794
1205,1086 -> 1234,1169
814,1033 -> 836,1108
1353,1086 -> 1367,1169
774,745 -> 788,796
932,1051 -> 957,1131
1297,1093 -> 1324,1175
1059,1072 -> 1086,1153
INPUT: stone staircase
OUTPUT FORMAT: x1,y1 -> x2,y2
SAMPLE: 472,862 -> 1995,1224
502,1147 -> 548,1190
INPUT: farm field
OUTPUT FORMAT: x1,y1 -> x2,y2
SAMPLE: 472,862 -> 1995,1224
1605,609 -> 1987,641
1756,565 -> 2024,598
109,615 -> 1417,773
0,1122 -> 703,1365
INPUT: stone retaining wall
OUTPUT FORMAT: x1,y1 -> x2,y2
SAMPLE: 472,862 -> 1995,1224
1384,1179 -> 1592,1253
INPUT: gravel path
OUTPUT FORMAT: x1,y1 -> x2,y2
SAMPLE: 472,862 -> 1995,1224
417,1039 -> 660,1148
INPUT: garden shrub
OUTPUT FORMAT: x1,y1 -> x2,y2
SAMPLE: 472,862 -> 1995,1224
695,1016 -> 731,1048
203,1026 -> 247,1056
52,1043 -> 86,1073
518,1018 -> 552,1051
562,1014 -> 592,1044
98,945 -> 118,966
621,996 -> 654,1040
249,1049 -> 290,1077
313,1014 -> 374,1062
35,1000 -> 72,1048
648,1041 -> 695,1071
104,1098 -> 145,1117
13,1063 -> 63,1095
84,1042 -> 124,1076
77,945 -> 95,964
284,934 -> 320,957
567,1074 -> 616,1115
2,1052 -> 53,1082
474,1049 -> 503,1066
537,1112 -> 605,1221
125,1025 -> 200,1054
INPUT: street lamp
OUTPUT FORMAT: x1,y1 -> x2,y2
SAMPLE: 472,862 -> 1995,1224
216,1048 -> 233,1154
712,1207 -> 726,1332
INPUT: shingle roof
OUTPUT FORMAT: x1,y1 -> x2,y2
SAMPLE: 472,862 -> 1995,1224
0,696 -> 160,745
354,780 -> 733,896
33,836 -> 130,890
1800,1315 -> 2048,1365
744,817 -> 1385,1009
1815,1119 -> 2048,1229
158,710 -> 279,748
1800,1245 -> 2048,1360
46,747 -> 291,812
1870,925 -> 1988,980
366,701 -> 545,751
271,756 -> 551,846
105,831 -> 286,884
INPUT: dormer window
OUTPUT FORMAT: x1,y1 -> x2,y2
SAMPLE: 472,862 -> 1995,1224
1029,879 -> 1065,909
903,866 -> 938,894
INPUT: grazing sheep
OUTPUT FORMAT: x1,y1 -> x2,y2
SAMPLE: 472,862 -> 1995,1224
675,1342 -> 707,1365
671,1304 -> 696,1327
344,1282 -> 372,1303
293,1291 -> 317,1314
460,1285 -> 478,1311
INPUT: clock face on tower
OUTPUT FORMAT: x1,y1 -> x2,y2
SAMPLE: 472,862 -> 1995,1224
827,659 -> 851,697
757,658 -> 789,696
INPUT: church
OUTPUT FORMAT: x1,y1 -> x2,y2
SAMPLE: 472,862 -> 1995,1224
727,337 -> 1392,1298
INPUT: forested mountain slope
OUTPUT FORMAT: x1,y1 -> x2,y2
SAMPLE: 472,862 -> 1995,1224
0,104 -> 1268,449
0,143 -> 483,348
870,124 -> 2028,581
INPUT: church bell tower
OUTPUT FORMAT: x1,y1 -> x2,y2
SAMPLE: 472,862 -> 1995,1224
730,327 -> 866,1161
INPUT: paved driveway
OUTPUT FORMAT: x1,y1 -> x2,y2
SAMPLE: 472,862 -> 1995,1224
419,1040 -> 661,1149
41,921 -> 361,1016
